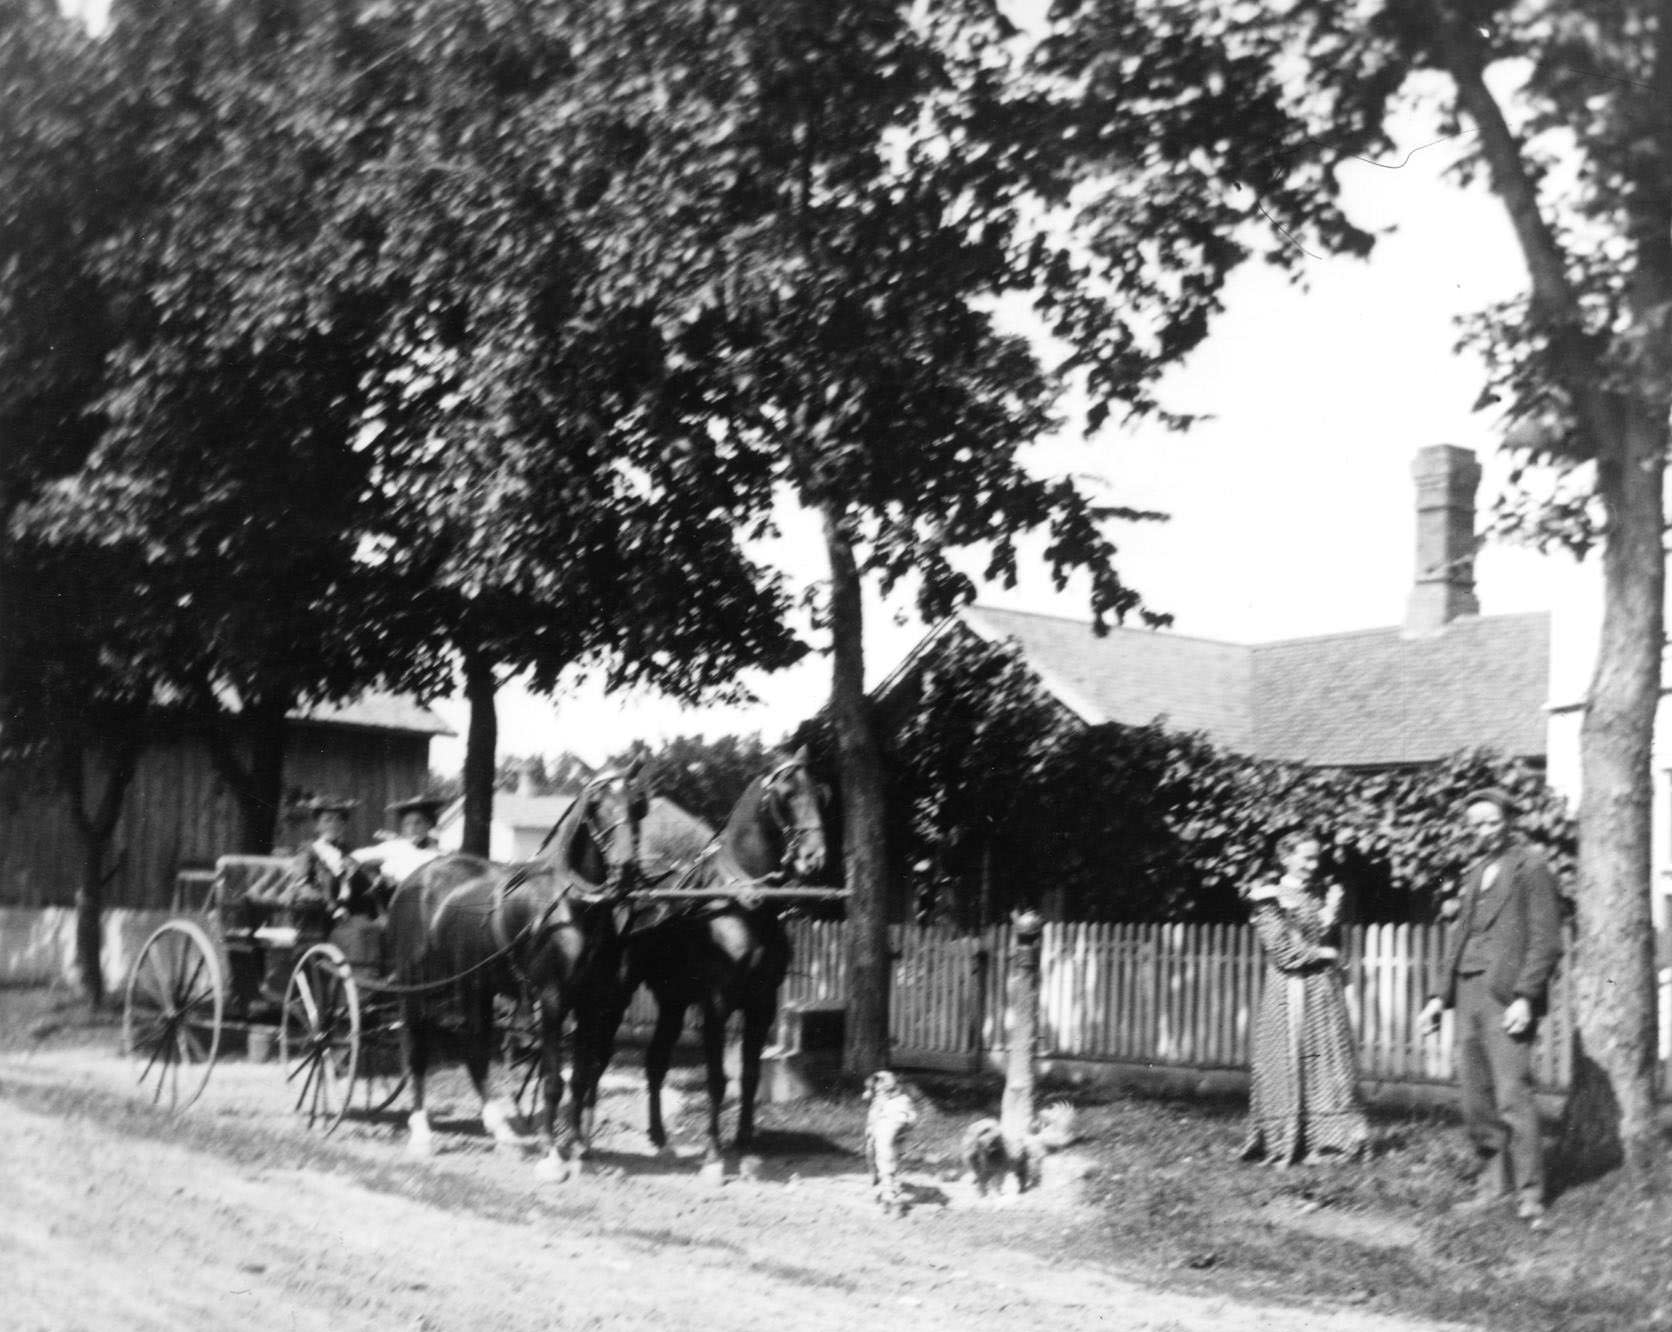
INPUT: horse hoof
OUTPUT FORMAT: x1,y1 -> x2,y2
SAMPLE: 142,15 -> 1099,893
698,1159 -> 727,1188
481,1099 -> 521,1148
654,1144 -> 679,1161
738,1155 -> 763,1181
407,1113 -> 434,1158
534,1154 -> 571,1183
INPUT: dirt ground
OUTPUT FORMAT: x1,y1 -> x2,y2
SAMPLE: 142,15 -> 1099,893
0,991 -> 1479,1332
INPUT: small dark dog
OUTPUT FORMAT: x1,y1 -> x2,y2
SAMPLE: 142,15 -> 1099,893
963,1101 -> 1078,1197
863,1070 -> 921,1216
962,1119 -> 1041,1197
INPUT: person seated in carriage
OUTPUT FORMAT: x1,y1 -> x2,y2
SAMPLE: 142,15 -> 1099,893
351,794 -> 446,891
281,795 -> 383,920
242,795 -> 383,1003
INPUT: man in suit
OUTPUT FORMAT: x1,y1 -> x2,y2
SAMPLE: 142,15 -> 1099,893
1420,788 -> 1564,1230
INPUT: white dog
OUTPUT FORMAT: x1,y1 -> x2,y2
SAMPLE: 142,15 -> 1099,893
862,1070 -> 921,1217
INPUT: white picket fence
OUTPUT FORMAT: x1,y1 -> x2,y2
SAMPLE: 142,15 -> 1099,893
622,919 -> 1644,1093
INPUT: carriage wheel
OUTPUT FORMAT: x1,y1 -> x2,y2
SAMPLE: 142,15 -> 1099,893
123,920 -> 225,1111
280,944 -> 361,1133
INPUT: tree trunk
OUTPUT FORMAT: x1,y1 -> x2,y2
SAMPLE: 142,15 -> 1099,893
73,844 -> 111,1010
823,503 -> 892,1077
0,474 -> 13,733
462,652 -> 498,859
62,734 -> 143,1009
1561,413 -> 1666,1182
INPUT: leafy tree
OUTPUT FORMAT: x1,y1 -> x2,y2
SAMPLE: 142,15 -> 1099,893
248,0 -> 808,856
555,0 -> 1167,1075
1038,0 -> 1670,1181
16,0 -> 805,866
0,0 -> 200,1001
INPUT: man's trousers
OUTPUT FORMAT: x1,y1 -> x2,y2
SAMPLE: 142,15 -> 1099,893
1454,971 -> 1544,1204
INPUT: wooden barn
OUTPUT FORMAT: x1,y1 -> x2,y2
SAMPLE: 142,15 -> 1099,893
0,693 -> 452,911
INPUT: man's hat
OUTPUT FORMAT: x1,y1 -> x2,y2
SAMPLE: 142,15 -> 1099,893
1462,787 -> 1517,817
388,794 -> 445,821
302,794 -> 358,817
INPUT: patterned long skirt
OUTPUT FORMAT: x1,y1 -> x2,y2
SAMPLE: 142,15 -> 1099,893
1240,968 -> 1368,1164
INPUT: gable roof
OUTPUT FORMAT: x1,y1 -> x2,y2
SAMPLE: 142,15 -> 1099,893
960,605 -> 1256,749
880,604 -> 1549,766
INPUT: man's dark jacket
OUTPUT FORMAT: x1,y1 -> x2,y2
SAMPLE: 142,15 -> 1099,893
1435,839 -> 1565,1011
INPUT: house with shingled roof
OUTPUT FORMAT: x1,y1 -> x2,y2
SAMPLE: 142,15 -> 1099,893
878,445 -> 1552,777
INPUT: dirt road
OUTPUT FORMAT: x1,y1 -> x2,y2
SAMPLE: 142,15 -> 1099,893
0,1040 -> 1477,1332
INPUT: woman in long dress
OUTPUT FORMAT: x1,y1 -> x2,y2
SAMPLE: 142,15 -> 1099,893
1238,828 -> 1369,1167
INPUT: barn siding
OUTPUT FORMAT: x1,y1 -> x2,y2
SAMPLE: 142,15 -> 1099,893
0,724 -> 433,910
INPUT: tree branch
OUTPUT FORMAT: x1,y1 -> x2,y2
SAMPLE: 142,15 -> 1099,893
1433,11 -> 1620,457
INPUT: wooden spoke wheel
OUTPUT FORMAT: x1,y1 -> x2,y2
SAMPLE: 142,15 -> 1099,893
123,920 -> 225,1111
280,943 -> 362,1133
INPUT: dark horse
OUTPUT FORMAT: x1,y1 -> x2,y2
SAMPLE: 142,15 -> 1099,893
384,763 -> 646,1179
618,750 -> 829,1173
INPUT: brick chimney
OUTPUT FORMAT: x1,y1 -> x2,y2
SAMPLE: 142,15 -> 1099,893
1404,445 -> 1482,635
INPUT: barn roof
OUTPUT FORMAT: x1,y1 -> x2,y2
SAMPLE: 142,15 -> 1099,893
291,692 -> 454,737
879,604 -> 1550,766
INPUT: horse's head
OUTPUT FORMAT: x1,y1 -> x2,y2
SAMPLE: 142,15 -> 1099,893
761,747 -> 828,883
564,759 -> 649,894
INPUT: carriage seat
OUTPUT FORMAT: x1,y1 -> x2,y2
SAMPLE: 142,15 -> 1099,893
215,855 -> 299,935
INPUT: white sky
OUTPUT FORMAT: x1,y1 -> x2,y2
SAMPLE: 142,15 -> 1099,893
429,118 -> 1573,771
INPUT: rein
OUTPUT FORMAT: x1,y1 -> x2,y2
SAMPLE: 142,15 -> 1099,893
644,765 -> 815,908
359,776 -> 640,998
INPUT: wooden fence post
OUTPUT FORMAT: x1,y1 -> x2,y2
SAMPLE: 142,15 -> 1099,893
1001,909 -> 1044,1149
969,938 -> 990,1074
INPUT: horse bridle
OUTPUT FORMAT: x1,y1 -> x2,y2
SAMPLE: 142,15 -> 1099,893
761,758 -> 824,879
529,769 -> 646,894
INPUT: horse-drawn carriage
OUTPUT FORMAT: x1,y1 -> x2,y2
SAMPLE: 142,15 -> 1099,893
121,852 -> 406,1126
121,754 -> 845,1179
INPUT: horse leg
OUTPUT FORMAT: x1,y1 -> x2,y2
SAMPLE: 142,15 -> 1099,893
401,997 -> 434,1157
644,998 -> 687,1154
465,985 -> 517,1148
736,996 -> 776,1160
568,1000 -> 611,1163
697,998 -> 728,1181
533,989 -> 571,1182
